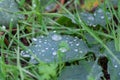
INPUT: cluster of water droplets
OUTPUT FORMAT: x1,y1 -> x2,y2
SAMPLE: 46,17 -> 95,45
21,32 -> 89,63
80,8 -> 112,27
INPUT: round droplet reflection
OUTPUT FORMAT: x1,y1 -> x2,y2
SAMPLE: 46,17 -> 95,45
51,34 -> 62,41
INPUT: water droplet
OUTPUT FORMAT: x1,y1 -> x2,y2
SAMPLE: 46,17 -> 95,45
2,25 -> 6,30
74,49 -> 78,52
45,48 -> 48,50
51,34 -> 62,41
52,51 -> 57,56
118,72 -> 120,75
79,51 -> 83,53
39,40 -> 42,43
11,18 -> 13,22
53,31 -> 57,33
41,50 -> 45,52
35,45 -> 38,47
97,9 -> 103,13
59,47 -> 68,53
93,24 -> 96,27
114,65 -> 118,68
32,38 -> 37,41
41,36 -> 44,38
94,13 -> 96,16
76,43 -> 79,46
52,48 -> 54,50
73,39 -> 77,41
44,42 -> 47,44
69,41 -> 73,44
101,16 -> 104,19
21,51 -> 31,57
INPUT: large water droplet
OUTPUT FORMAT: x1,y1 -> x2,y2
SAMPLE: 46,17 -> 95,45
114,65 -> 118,68
59,47 -> 68,53
74,49 -> 78,52
45,48 -> 48,50
76,43 -> 79,46
41,50 -> 45,53
32,38 -> 37,41
52,34 -> 62,41
2,25 -> 6,30
52,51 -> 57,56
101,16 -> 104,19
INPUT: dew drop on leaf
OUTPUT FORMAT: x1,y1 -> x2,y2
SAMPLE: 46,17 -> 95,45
51,34 -> 62,41
101,16 -> 104,19
76,43 -> 80,46
41,50 -> 45,52
114,65 -> 118,68
32,38 -> 37,41
79,51 -> 83,53
59,47 -> 68,53
52,51 -> 57,56
74,49 -> 78,52
45,48 -> 48,50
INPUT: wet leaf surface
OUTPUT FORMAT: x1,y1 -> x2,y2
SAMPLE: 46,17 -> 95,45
0,0 -> 24,27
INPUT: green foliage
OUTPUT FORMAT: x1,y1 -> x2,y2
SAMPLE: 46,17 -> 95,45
38,63 -> 58,80
1,0 -> 120,80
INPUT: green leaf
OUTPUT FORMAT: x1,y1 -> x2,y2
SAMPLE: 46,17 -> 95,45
0,0 -> 24,27
104,41 -> 120,80
80,8 -> 112,28
58,60 -> 102,80
21,32 -> 90,63
56,15 -> 77,27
